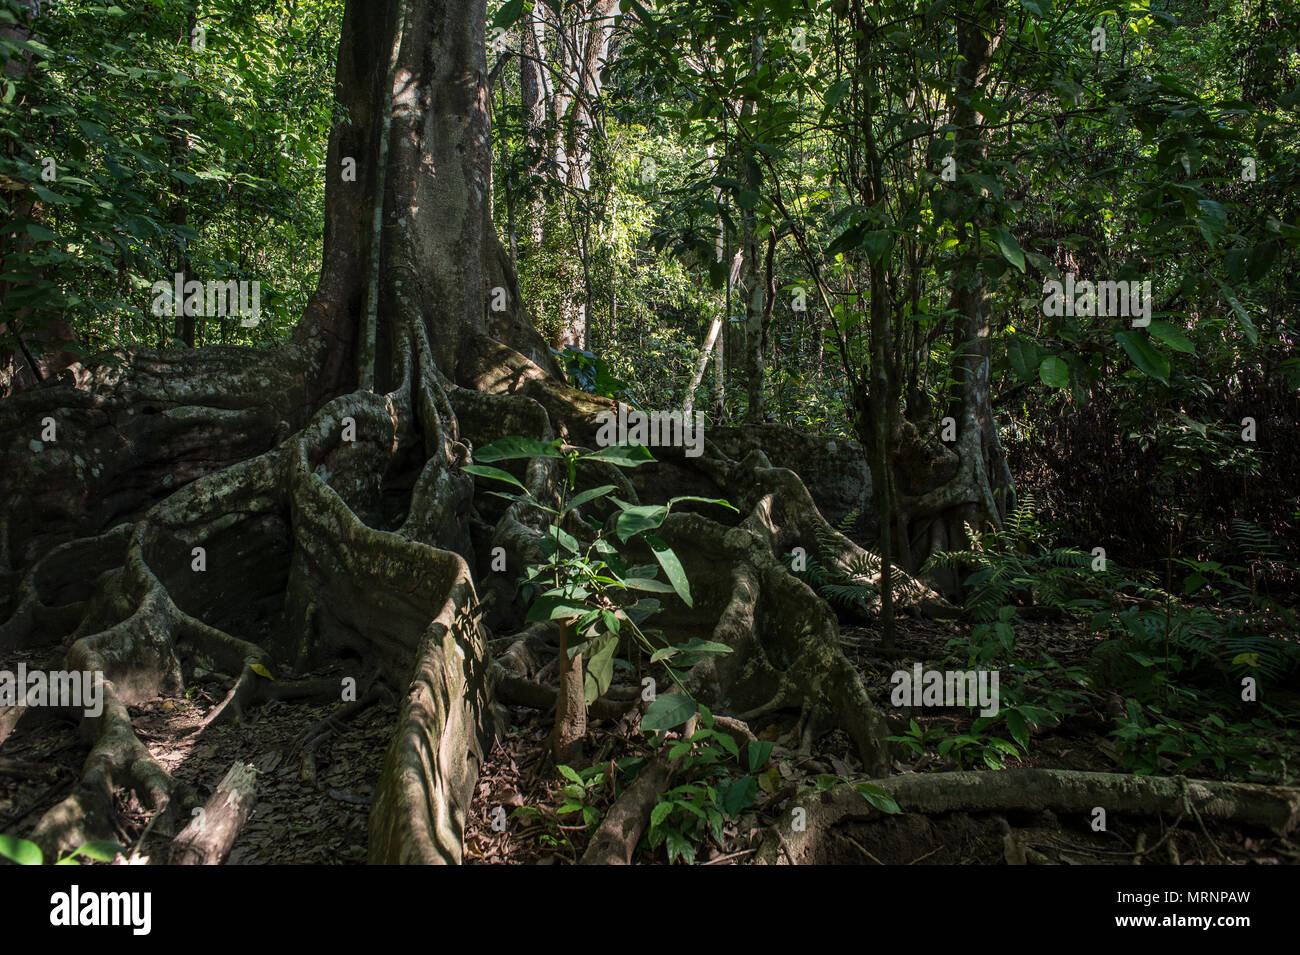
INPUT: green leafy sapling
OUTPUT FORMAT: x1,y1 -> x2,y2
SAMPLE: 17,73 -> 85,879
466,435 -> 736,762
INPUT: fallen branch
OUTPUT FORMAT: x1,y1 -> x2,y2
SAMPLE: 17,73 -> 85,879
578,710 -> 700,865
170,761 -> 258,865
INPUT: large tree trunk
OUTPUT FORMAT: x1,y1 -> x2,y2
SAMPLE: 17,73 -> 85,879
0,0 -> 498,865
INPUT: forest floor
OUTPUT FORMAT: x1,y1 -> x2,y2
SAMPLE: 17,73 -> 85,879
465,616 -> 1298,865
0,645 -> 391,865
2,616 -> 1294,865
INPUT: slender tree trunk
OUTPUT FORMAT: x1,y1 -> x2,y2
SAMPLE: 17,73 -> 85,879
551,622 -> 585,764
683,315 -> 723,416
171,10 -> 197,348
868,265 -> 898,651
944,0 -> 1014,539
537,0 -> 618,352
521,7 -> 547,247
738,31 -> 766,422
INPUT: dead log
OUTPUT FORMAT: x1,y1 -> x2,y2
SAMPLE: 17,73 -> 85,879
579,710 -> 699,865
170,761 -> 258,865
578,757 -> 671,866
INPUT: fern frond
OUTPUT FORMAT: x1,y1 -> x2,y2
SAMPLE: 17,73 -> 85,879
835,507 -> 861,535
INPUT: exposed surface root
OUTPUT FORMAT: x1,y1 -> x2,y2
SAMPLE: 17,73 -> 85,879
755,769 -> 1300,864
2,316 -> 496,862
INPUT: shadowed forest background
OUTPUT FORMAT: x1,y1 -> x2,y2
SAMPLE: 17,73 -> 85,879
0,0 -> 1297,867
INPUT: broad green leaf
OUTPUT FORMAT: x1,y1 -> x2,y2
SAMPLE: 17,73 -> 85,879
962,173 -> 1003,199
815,774 -> 840,792
1213,277 -> 1257,345
584,634 -> 618,705
717,775 -> 757,816
70,841 -> 122,862
475,436 -> 563,462
855,783 -> 902,814
624,577 -> 676,594
826,221 -> 866,257
987,737 -> 1020,757
549,524 -> 580,554
461,464 -> 526,491
643,533 -> 691,607
1146,321 -> 1194,354
1038,355 -> 1069,388
667,495 -> 737,512
1195,199 -> 1228,247
1114,330 -> 1170,384
525,595 -> 589,622
492,0 -> 526,29
564,484 -> 615,513
30,185 -> 69,205
989,226 -> 1025,272
616,504 -> 668,541
1005,338 -> 1039,381
664,828 -> 694,865
747,740 -> 774,771
0,834 -> 42,865
713,732 -> 739,759
860,230 -> 894,264
626,598 -> 661,626
671,637 -> 734,666
581,444 -> 655,467
641,693 -> 697,732
1247,240 -> 1280,282
1004,710 -> 1029,749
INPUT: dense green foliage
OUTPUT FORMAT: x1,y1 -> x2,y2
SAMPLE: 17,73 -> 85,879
1,0 -> 339,361
487,0 -> 1300,571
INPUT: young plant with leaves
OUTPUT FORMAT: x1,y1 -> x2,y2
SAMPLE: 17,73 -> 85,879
642,706 -> 775,865
467,435 -> 735,762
